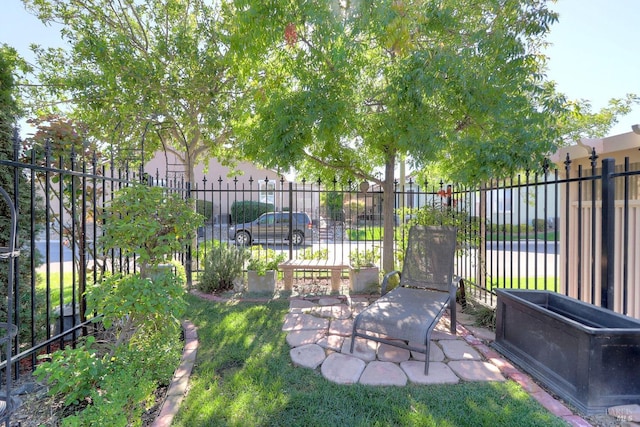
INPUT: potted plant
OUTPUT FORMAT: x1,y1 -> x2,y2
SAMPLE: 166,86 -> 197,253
246,247 -> 285,293
198,243 -> 249,293
349,247 -> 380,293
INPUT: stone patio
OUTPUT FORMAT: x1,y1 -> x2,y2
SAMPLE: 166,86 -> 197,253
283,295 -> 504,386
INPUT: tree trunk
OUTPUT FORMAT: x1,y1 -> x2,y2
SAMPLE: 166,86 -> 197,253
382,154 -> 396,274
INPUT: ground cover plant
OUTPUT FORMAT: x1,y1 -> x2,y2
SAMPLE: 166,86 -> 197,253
174,295 -> 567,427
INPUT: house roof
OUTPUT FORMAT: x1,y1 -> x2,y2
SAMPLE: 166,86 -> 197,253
551,129 -> 640,165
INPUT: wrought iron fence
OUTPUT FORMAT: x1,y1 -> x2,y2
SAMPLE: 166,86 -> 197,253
2,139 -> 640,378
0,138 -> 152,373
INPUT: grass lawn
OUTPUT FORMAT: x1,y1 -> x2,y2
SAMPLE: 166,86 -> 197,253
37,271 -> 76,305
486,232 -> 557,241
488,277 -> 560,292
347,226 -> 383,241
174,295 -> 567,427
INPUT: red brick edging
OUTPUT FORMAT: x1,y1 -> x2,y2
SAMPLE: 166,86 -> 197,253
151,320 -> 199,427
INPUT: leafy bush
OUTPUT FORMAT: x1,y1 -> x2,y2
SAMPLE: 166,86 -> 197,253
532,218 -> 547,230
297,247 -> 328,261
100,184 -> 204,276
246,246 -> 285,276
230,200 -> 274,224
36,340 -> 176,427
86,271 -> 186,354
196,199 -> 215,223
349,247 -> 380,269
196,238 -> 222,264
34,336 -> 105,407
321,191 -> 345,222
35,270 -> 185,424
198,244 -> 249,292
400,205 -> 480,255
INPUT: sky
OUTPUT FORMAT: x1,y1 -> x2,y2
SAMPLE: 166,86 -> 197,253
1,0 -> 639,137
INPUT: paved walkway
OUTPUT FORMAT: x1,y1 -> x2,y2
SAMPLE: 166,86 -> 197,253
283,295 -> 593,426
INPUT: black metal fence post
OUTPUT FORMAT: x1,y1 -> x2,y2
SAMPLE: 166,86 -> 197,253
288,182 -> 293,260
186,181 -> 193,289
600,158 -> 616,310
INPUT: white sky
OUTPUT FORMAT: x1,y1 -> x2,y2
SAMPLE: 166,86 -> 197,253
1,0 -> 639,136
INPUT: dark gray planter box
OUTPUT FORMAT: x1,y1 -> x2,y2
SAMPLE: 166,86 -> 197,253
493,289 -> 640,415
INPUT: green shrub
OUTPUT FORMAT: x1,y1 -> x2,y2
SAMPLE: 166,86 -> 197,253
532,218 -> 547,230
34,336 -> 105,407
321,191 -> 345,222
100,184 -> 204,277
246,246 -> 285,276
230,200 -> 274,224
196,238 -> 222,264
195,199 -> 215,223
400,205 -> 479,254
198,244 -> 249,292
349,247 -> 380,269
86,271 -> 186,354
297,247 -> 328,261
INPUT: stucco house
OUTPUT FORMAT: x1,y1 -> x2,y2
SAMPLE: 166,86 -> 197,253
551,129 -> 640,316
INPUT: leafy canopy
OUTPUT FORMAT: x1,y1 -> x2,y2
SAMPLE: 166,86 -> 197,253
226,0 -> 566,185
23,0 -> 235,181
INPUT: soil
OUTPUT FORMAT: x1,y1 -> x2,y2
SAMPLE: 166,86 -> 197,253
9,369 -> 166,426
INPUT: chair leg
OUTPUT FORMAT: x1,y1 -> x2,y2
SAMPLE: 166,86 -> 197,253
350,321 -> 358,353
424,339 -> 431,375
450,300 -> 456,334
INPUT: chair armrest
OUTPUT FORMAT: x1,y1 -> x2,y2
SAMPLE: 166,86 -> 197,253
381,270 -> 401,295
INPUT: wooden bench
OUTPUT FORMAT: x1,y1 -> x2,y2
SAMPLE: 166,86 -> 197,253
278,260 -> 349,292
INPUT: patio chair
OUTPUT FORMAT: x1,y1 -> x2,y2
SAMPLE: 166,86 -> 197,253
350,225 -> 459,374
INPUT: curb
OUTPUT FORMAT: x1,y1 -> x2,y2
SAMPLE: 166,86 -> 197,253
151,320 -> 198,427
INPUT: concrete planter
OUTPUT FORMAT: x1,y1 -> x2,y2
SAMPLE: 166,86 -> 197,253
494,289 -> 640,414
349,266 -> 379,293
247,270 -> 277,293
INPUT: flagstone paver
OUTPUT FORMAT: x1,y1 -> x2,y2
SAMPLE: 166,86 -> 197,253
321,353 -> 366,384
318,297 -> 343,306
377,342 -> 411,363
359,361 -> 408,386
316,335 -> 345,351
282,313 -> 330,331
439,340 -> 482,360
329,318 -> 353,336
309,304 -> 352,319
400,361 -> 460,385
283,295 -> 590,426
342,337 -> 377,362
289,299 -> 317,311
290,343 -> 327,369
286,329 -> 327,347
448,360 -> 505,382
408,341 -> 445,362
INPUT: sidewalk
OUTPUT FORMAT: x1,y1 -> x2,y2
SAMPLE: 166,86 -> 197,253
283,295 -> 592,426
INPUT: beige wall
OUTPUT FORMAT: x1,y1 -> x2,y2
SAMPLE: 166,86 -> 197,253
145,151 -> 319,221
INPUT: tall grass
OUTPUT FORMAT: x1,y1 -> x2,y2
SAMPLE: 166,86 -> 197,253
174,295 -> 567,427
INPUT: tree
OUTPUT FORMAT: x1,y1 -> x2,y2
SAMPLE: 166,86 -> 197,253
225,0 -> 567,272
0,45 -> 44,338
23,0 -> 235,185
557,95 -> 640,144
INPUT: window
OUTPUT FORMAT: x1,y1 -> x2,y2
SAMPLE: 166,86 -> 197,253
260,181 -> 276,205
